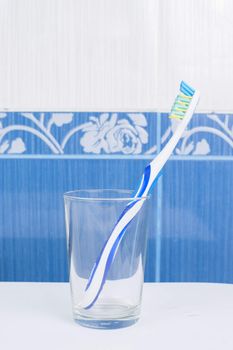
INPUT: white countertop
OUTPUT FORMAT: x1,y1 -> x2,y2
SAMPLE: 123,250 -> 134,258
1,282 -> 233,350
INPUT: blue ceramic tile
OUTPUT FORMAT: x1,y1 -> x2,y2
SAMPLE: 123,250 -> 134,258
1,110 -> 233,284
160,113 -> 233,156
0,158 -> 159,282
0,112 -> 157,156
160,160 -> 233,283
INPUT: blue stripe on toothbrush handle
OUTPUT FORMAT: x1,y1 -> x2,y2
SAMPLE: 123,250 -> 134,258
85,165 -> 151,292
85,191 -> 152,309
84,166 -> 164,309
136,165 -> 151,198
148,169 -> 163,195
84,220 -> 132,309
85,199 -> 139,291
83,81 -> 199,309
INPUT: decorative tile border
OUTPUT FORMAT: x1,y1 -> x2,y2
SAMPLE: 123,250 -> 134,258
0,112 -> 232,158
0,112 -> 156,156
159,113 -> 233,157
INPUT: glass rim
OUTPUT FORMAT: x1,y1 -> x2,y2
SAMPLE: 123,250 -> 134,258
63,189 -> 150,202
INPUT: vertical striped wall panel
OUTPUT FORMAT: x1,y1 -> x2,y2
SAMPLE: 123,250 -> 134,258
0,112 -> 232,282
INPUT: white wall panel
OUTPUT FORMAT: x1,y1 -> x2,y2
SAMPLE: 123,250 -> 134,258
158,0 -> 233,112
0,0 -> 158,110
0,0 -> 232,112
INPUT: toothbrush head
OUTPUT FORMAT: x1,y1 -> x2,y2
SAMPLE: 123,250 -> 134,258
169,81 -> 195,120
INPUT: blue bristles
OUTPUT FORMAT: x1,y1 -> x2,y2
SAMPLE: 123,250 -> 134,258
180,81 -> 195,97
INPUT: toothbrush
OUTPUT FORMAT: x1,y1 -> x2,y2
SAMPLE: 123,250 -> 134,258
80,81 -> 200,309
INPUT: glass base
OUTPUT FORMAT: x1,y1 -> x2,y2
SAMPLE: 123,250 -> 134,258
75,318 -> 139,329
73,300 -> 140,329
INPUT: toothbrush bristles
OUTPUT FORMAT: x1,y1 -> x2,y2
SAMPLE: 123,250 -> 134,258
169,81 -> 195,120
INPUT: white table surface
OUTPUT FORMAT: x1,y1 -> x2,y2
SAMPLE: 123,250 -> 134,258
1,282 -> 233,350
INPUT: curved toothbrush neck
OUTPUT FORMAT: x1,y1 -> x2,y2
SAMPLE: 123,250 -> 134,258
143,90 -> 200,196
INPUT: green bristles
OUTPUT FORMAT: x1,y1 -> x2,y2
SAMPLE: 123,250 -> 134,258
169,93 -> 192,120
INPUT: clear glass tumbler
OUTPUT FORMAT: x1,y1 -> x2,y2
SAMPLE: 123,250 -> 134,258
64,189 -> 150,329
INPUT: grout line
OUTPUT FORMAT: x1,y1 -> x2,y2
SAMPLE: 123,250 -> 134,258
155,113 -> 162,282
0,155 -> 155,160
0,155 -> 232,160
170,156 -> 233,161
0,109 -> 159,113
155,177 -> 163,282
0,109 -> 232,113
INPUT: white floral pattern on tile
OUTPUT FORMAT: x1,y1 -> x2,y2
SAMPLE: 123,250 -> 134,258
0,112 -> 148,155
192,139 -> 211,155
146,113 -> 233,156
0,112 -> 232,156
80,113 -> 148,154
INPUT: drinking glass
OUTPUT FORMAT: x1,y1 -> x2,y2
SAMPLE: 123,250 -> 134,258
64,189 -> 150,329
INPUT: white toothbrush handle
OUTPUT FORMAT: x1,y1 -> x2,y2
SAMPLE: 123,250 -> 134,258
149,90 -> 200,185
80,198 -> 145,309
80,90 -> 200,309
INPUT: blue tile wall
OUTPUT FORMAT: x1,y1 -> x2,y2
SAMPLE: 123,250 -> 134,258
0,112 -> 232,282
160,160 -> 233,283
